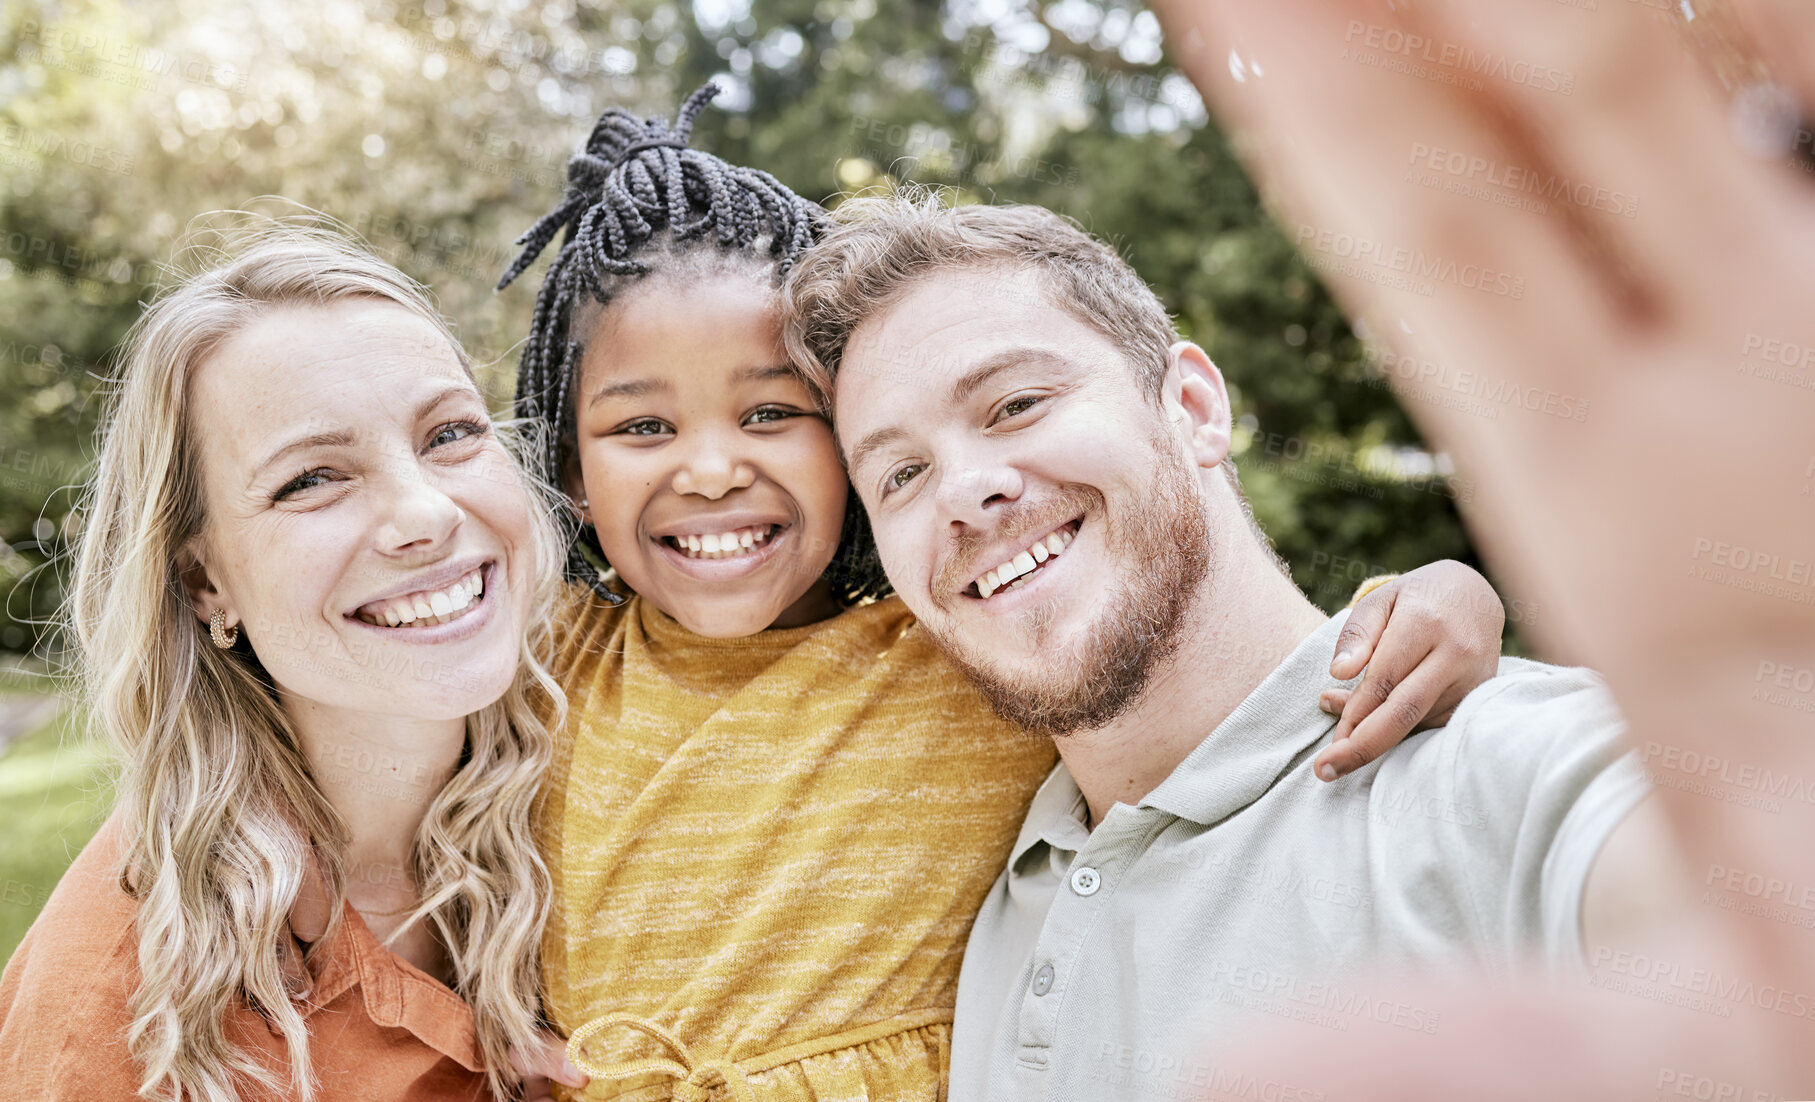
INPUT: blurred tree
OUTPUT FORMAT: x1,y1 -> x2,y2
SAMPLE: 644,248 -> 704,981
0,0 -> 1498,662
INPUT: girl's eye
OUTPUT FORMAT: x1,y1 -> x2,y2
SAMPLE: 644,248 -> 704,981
618,418 -> 672,437
428,420 -> 488,448
273,468 -> 335,502
745,405 -> 800,426
996,395 -> 1042,421
885,463 -> 925,495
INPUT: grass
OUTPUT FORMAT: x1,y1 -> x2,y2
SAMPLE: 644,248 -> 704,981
0,704 -> 114,969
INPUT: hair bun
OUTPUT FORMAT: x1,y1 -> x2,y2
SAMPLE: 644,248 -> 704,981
582,82 -> 720,174
498,83 -> 726,291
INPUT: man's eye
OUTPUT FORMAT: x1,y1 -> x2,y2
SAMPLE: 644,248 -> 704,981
618,419 -> 671,436
886,463 -> 925,494
998,395 -> 1041,420
273,469 -> 334,502
428,420 -> 488,448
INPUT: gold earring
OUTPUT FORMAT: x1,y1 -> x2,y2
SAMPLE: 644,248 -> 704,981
210,609 -> 239,649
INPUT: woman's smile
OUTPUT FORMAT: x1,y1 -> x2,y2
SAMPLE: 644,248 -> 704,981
347,560 -> 501,643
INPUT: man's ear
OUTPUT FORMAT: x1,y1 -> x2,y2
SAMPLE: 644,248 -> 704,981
1160,341 -> 1234,470
176,538 -> 229,628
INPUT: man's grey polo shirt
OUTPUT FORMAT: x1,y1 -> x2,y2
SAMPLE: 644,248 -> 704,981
949,611 -> 1651,1102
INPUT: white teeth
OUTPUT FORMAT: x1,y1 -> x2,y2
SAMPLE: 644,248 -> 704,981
359,568 -> 485,627
971,524 -> 1078,599
670,526 -> 777,559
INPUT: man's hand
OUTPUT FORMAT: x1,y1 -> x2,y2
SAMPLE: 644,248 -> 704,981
1315,560 -> 1505,780
1152,0 -> 1815,1093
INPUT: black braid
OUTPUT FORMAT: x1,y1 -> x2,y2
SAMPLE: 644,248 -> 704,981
498,82 -> 890,607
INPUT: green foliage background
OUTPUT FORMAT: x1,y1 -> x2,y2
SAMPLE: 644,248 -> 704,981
0,0 -> 1497,663
0,0 -> 1524,968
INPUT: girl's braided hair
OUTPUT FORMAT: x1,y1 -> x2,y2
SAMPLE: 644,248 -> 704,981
498,82 -> 889,606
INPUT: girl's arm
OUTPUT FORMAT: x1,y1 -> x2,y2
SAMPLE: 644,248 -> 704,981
1313,560 -> 1506,781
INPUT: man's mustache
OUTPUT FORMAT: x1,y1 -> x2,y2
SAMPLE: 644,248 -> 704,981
931,483 -> 1105,597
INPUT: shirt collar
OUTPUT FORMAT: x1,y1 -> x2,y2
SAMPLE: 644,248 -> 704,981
1139,610 -> 1354,826
1007,761 -> 1091,870
344,906 -> 485,1073
1003,611 -> 1356,872
281,846 -> 484,1073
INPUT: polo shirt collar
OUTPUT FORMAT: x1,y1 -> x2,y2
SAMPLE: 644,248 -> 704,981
1008,762 -> 1091,870
1005,611 -> 1355,869
1140,610 -> 1353,826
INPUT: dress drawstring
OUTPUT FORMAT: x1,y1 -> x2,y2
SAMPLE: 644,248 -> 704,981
565,1007 -> 954,1100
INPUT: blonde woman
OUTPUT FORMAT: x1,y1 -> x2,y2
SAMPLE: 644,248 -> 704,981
0,231 -> 584,1101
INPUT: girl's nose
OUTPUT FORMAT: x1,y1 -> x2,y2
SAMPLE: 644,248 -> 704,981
670,434 -> 757,500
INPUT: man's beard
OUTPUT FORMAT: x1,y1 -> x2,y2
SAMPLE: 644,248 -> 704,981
926,445 -> 1214,737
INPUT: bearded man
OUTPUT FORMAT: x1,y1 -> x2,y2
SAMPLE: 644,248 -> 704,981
782,194 -> 1687,1102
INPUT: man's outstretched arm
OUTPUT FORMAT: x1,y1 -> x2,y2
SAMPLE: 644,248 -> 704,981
1150,0 -> 1815,1093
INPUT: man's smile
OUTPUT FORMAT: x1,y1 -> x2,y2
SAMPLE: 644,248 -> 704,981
969,520 -> 1080,600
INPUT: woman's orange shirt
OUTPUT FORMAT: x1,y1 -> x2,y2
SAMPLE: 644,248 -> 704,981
0,814 -> 491,1101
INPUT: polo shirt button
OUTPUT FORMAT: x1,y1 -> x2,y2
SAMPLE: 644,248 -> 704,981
1032,963 -> 1055,996
1070,866 -> 1101,896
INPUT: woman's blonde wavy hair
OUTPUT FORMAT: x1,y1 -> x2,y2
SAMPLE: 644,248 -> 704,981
67,220 -> 565,1102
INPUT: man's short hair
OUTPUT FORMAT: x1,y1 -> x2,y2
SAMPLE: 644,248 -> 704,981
781,189 -> 1176,406
781,189 -> 1265,523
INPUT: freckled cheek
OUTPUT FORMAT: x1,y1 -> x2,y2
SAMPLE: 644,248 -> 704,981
453,462 -> 533,536
245,569 -> 341,645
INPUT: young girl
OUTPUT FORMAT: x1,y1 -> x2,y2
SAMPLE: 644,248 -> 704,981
497,85 -> 1505,1101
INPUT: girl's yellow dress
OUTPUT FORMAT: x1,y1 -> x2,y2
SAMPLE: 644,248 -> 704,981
540,587 -> 1057,1101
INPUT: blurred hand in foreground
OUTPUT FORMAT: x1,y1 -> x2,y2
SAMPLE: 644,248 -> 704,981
1150,0 -> 1815,1095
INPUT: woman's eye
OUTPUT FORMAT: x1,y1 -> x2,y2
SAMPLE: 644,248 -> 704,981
428,420 -> 488,448
886,463 -> 925,494
273,469 -> 334,502
618,418 -> 671,437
